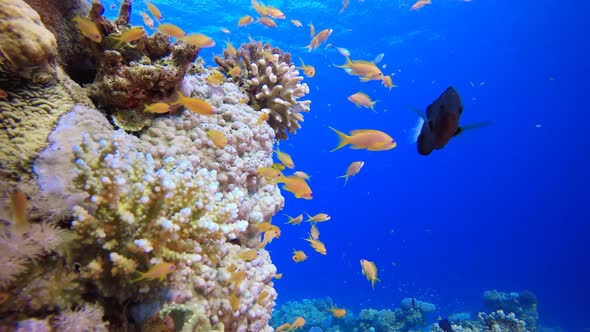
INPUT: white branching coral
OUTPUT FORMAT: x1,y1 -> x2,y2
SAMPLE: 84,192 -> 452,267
52,304 -> 108,332
214,41 -> 311,140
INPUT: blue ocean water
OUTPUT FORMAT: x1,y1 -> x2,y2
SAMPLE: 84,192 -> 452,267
112,0 -> 589,329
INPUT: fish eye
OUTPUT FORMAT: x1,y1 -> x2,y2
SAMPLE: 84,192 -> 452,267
170,265 -> 176,270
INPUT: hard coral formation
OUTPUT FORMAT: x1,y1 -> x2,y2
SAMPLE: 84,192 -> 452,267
478,310 -> 527,332
0,0 -> 58,83
483,290 -> 538,330
214,41 -> 311,140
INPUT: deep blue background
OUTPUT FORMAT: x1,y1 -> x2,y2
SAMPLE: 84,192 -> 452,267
113,0 -> 590,329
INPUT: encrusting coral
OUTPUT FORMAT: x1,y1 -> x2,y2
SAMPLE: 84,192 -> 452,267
214,40 -> 311,140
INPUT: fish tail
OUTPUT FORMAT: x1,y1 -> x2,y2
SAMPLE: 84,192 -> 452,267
370,101 -> 378,113
130,272 -> 146,283
328,127 -> 349,152
335,55 -> 352,69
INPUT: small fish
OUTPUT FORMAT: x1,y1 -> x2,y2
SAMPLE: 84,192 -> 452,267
259,230 -> 280,247
73,16 -> 102,43
411,0 -> 432,10
327,305 -> 346,318
172,91 -> 216,115
337,161 -> 364,186
132,262 -> 176,282
228,66 -> 241,76
297,57 -> 316,78
227,263 -> 238,272
382,75 -> 397,90
256,166 -> 284,180
292,249 -> 307,263
143,102 -> 170,114
309,22 -> 315,37
438,318 -> 454,332
110,26 -> 146,47
306,28 -> 333,52
329,127 -> 396,152
239,249 -> 259,261
180,33 -> 215,48
310,223 -> 319,240
413,86 -> 490,156
206,129 -> 228,149
9,189 -> 29,235
373,53 -> 385,63
330,44 -> 350,57
291,19 -> 302,27
290,317 -> 306,329
229,270 -> 247,289
238,15 -> 254,27
284,214 -> 303,225
274,273 -> 283,280
258,17 -> 277,28
272,162 -> 285,171
277,176 -> 313,200
145,1 -> 162,22
348,92 -> 378,112
0,88 -> 8,100
360,259 -> 380,289
266,6 -> 286,19
336,56 -> 384,82
225,40 -> 237,58
256,112 -> 269,124
305,213 -> 330,223
275,149 -> 294,169
304,236 -> 327,255
221,27 -> 231,34
157,23 -> 186,38
251,0 -> 269,16
207,70 -> 224,85
229,293 -> 240,311
275,323 -> 291,332
256,290 -> 269,304
140,11 -> 155,29
340,0 -> 349,14
293,171 -> 311,181
110,3 -> 116,10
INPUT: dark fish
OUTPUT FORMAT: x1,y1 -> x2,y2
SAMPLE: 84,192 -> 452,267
414,86 -> 491,156
438,318 -> 454,332
411,297 -> 417,309
416,86 -> 463,156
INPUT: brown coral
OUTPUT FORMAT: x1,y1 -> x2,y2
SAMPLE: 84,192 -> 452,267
214,41 -> 311,140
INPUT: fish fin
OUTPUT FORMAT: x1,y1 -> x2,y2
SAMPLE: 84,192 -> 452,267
359,76 -> 371,82
408,105 -> 427,120
456,121 -> 493,136
328,127 -> 349,152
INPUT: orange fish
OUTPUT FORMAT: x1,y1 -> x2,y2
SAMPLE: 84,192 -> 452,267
206,129 -> 228,149
157,23 -> 186,38
9,189 -> 29,234
310,223 -> 319,240
229,270 -> 247,289
275,149 -> 294,169
292,249 -> 307,263
306,28 -> 333,52
275,323 -> 291,332
140,11 -> 155,29
259,230 -> 280,247
256,290 -> 269,304
309,22 -> 315,37
238,15 -> 255,27
382,75 -> 397,90
258,17 -> 277,28
291,19 -> 302,27
145,1 -> 162,22
284,214 -> 303,225
297,57 -> 315,78
180,33 -> 215,48
172,91 -> 216,115
251,0 -> 269,16
337,161 -> 364,185
327,305 -> 346,318
304,236 -> 327,255
239,249 -> 259,261
132,262 -> 176,282
225,41 -> 237,58
274,273 -> 283,280
73,16 -> 102,43
256,167 -> 284,180
360,259 -> 380,289
293,171 -> 311,181
348,92 -> 377,112
111,26 -> 146,47
228,66 -> 241,76
207,70 -> 224,85
257,112 -> 269,125
277,176 -> 313,200
229,293 -> 240,311
290,316 -> 306,330
305,213 -> 330,223
329,127 -> 396,152
340,0 -> 349,14
143,102 -> 170,114
266,6 -> 286,19
411,0 -> 432,10
337,56 -> 384,82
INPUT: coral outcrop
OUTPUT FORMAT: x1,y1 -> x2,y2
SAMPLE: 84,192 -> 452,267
214,41 -> 311,140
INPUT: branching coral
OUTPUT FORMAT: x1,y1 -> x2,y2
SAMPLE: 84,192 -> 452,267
214,41 -> 311,140
478,310 -> 527,332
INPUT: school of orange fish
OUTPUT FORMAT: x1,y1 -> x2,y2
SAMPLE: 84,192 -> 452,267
71,0 -> 436,326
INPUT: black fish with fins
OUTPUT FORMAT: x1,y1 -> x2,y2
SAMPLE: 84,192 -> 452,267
413,86 -> 490,156
438,318 -> 454,332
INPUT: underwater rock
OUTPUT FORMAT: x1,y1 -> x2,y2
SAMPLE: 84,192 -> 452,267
214,41 -> 311,141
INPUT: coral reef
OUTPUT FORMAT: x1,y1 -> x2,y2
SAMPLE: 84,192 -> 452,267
478,310 -> 527,332
214,40 -> 311,140
0,0 -> 58,83
271,298 -> 334,329
483,290 -> 538,330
